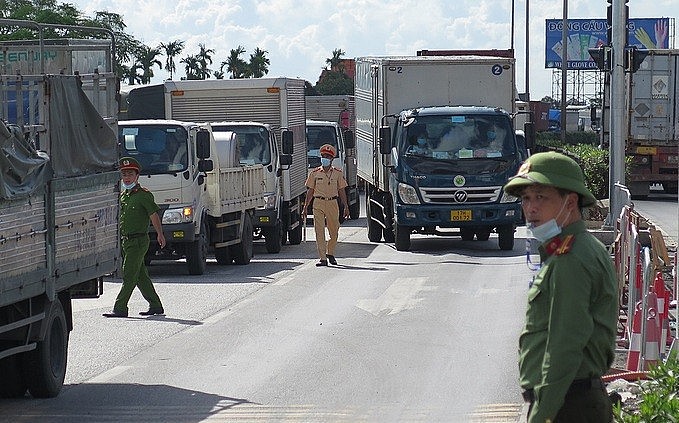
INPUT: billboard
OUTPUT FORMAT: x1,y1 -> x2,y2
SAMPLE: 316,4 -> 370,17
545,18 -> 670,69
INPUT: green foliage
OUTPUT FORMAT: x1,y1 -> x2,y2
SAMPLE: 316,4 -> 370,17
315,71 -> 354,95
614,358 -> 679,422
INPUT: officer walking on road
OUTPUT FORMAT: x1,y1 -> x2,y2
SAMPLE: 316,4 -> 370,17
304,144 -> 350,266
104,157 -> 166,318
503,152 -> 618,423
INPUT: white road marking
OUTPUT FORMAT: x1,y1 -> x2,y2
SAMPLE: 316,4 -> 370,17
355,277 -> 433,316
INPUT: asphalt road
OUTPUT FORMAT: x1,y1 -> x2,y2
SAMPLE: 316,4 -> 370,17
632,186 -> 678,245
0,216 -> 532,422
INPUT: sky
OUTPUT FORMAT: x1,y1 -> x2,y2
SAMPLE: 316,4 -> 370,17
70,0 -> 677,100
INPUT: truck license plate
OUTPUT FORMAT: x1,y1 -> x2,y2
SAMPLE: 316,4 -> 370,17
450,210 -> 472,221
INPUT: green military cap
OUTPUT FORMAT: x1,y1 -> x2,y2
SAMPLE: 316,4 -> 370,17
504,151 -> 597,207
119,156 -> 141,173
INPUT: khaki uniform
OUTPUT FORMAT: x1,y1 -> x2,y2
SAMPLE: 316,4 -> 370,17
305,166 -> 348,260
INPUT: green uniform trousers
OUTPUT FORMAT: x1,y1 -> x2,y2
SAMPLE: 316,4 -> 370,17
528,382 -> 612,423
113,236 -> 163,313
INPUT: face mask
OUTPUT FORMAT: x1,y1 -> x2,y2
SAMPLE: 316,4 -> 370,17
487,131 -> 496,140
527,198 -> 570,243
320,157 -> 332,167
417,138 -> 427,147
121,181 -> 136,190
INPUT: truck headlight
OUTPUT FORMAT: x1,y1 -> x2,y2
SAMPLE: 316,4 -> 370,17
500,191 -> 519,203
260,192 -> 277,210
398,182 -> 420,205
162,206 -> 194,224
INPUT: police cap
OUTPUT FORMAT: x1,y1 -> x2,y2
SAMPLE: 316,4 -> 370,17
119,156 -> 141,173
319,144 -> 336,158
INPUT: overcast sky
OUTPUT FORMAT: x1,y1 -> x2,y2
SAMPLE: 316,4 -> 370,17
71,0 -> 676,100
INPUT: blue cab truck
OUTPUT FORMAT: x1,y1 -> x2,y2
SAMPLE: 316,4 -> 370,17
355,55 -> 527,251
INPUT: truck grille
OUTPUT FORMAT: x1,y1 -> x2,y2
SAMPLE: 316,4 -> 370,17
419,186 -> 501,204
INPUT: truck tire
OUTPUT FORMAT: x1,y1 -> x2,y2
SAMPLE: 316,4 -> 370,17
288,221 -> 303,245
628,182 -> 649,200
264,220 -> 283,253
498,225 -> 515,251
186,221 -> 208,275
215,246 -> 232,265
349,200 -> 360,220
460,228 -> 475,241
366,193 -> 382,242
394,224 -> 411,251
232,213 -> 254,265
0,352 -> 27,398
475,229 -> 491,241
23,300 -> 68,398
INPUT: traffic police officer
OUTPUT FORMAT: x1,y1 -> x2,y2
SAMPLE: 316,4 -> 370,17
104,157 -> 166,318
304,144 -> 349,266
504,152 -> 618,422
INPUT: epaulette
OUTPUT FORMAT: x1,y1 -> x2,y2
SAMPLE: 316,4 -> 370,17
545,234 -> 575,256
312,166 -> 323,172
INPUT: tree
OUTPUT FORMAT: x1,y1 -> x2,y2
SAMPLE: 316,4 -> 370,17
159,40 -> 184,80
247,47 -> 270,78
222,46 -> 247,79
325,48 -> 345,72
180,55 -> 201,80
315,71 -> 354,95
121,63 -> 142,85
195,43 -> 214,79
134,45 -> 162,84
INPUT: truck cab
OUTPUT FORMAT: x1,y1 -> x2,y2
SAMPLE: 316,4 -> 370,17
380,106 -> 525,251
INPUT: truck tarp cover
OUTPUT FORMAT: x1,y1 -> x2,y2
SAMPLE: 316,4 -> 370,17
49,76 -> 117,177
0,122 -> 51,199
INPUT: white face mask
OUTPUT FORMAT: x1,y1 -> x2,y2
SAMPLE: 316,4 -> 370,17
320,157 -> 332,167
527,198 -> 570,243
121,181 -> 136,190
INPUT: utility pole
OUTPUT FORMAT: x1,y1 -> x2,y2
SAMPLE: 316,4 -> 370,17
560,0 -> 568,143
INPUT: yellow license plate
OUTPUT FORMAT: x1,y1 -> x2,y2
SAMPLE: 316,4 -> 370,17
450,210 -> 472,221
636,146 -> 657,155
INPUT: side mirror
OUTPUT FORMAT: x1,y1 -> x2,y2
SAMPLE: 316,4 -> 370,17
282,129 -> 293,154
343,130 -> 355,149
196,130 -> 211,159
379,125 -> 391,155
279,154 -> 292,166
198,159 -> 213,172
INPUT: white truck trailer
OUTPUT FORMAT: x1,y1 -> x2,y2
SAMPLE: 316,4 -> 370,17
0,20 -> 119,398
119,120 -> 264,274
355,55 -> 526,251
124,78 -> 307,248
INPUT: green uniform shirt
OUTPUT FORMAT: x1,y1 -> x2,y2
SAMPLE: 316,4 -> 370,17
120,184 -> 159,236
519,220 -> 618,423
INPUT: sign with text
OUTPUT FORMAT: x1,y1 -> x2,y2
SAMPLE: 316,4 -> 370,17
545,18 -> 670,69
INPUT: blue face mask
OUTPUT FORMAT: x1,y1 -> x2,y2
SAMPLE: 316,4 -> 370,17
526,198 -> 570,243
487,131 -> 496,140
320,157 -> 332,167
121,181 -> 136,190
417,138 -> 427,147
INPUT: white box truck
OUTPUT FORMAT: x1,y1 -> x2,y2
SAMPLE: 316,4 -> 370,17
355,55 -> 527,251
124,78 -> 307,249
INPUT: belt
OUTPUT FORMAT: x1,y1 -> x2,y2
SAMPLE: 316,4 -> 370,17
314,196 -> 338,201
121,233 -> 147,241
522,377 -> 603,403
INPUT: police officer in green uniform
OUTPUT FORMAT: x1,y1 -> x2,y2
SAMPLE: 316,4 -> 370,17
104,157 -> 166,318
503,152 -> 618,423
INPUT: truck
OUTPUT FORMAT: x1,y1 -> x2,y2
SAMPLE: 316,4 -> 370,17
602,49 -> 678,197
305,94 -> 356,134
124,78 -> 307,250
306,119 -> 360,219
355,55 -> 526,251
119,120 -> 265,273
0,20 -> 119,398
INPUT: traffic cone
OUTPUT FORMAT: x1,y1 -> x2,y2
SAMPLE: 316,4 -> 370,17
643,308 -> 661,370
626,301 -> 643,371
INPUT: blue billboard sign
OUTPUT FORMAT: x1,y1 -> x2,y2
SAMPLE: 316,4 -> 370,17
545,18 -> 670,69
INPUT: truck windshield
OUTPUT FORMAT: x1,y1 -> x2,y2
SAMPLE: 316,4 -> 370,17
119,125 -> 189,175
212,125 -> 271,166
399,114 -> 516,162
306,126 -> 338,168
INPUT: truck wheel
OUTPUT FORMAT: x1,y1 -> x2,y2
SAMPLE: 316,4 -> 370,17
264,220 -> 283,253
0,353 -> 27,398
460,228 -> 475,241
366,193 -> 382,242
287,220 -> 303,245
628,182 -> 650,200
662,182 -> 678,194
187,221 -> 207,275
232,213 -> 254,265
215,246 -> 232,265
394,224 -> 411,251
349,200 -> 360,220
23,300 -> 68,398
498,226 -> 515,251
475,229 -> 491,241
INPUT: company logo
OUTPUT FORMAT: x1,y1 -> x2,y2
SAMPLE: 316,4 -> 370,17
453,190 -> 468,203
453,175 -> 466,187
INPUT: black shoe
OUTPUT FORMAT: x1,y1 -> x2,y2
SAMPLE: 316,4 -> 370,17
139,307 -> 164,316
326,255 -> 337,265
315,260 -> 328,267
103,310 -> 128,318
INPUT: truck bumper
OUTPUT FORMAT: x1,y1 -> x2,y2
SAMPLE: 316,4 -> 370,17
254,209 -> 277,228
395,202 -> 522,228
150,222 -> 197,245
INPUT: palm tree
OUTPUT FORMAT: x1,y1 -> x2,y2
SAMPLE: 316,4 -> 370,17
248,47 -> 270,78
180,55 -> 201,80
325,48 -> 345,72
159,40 -> 185,80
195,43 -> 214,79
221,46 -> 248,79
121,63 -> 142,85
135,45 -> 162,84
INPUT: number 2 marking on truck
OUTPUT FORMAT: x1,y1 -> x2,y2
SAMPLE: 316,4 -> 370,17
388,66 -> 403,73
491,64 -> 503,75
